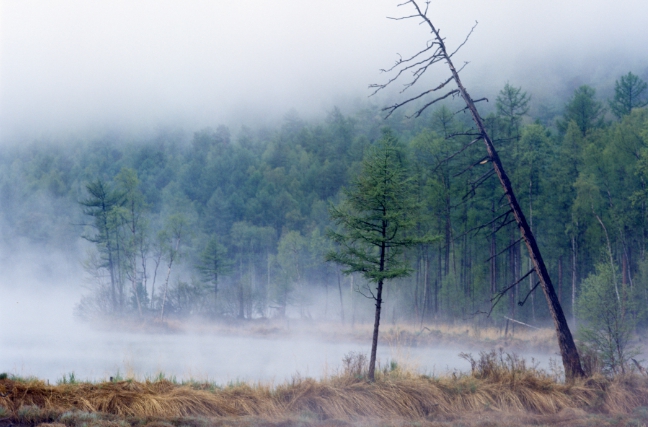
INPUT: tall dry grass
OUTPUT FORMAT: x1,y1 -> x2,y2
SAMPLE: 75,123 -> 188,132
2,351 -> 648,422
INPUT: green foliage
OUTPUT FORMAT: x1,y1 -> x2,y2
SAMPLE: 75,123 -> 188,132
609,72 -> 648,118
57,372 -> 78,385
577,263 -> 641,375
558,85 -> 605,136
496,82 -> 531,139
0,72 -> 641,328
275,230 -> 309,314
326,129 -> 422,283
196,237 -> 231,296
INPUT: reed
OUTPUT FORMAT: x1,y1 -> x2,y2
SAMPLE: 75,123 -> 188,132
1,351 -> 648,424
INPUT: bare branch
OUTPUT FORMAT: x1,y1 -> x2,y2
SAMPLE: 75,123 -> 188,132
446,131 -> 482,138
430,137 -> 482,173
382,89 -> 459,119
453,156 -> 490,178
404,55 -> 447,91
408,89 -> 460,118
460,168 -> 496,201
369,56 -> 434,96
485,237 -> 523,263
464,209 -> 512,236
493,218 -> 515,234
387,14 -> 423,20
487,269 -> 534,316
356,283 -> 377,300
468,167 -> 496,189
518,281 -> 540,306
448,21 -> 478,58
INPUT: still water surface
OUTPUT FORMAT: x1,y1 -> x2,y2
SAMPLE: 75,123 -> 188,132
2,288 -> 554,383
4,324 -> 474,383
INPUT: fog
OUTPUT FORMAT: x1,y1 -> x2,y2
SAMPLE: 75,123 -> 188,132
0,252 -> 460,383
1,260 -> 556,384
0,235 -> 552,384
1,0 -> 647,384
2,0 -> 647,141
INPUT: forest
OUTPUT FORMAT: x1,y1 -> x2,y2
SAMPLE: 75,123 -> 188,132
2,72 -> 648,338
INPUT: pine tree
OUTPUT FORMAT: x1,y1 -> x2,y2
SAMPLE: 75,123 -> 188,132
609,72 -> 648,119
326,129 -> 423,381
558,85 -> 605,136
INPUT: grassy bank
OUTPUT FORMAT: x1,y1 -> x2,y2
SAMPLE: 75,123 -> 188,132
2,351 -> 648,427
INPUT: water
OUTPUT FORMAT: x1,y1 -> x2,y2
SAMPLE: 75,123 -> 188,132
3,320 -> 476,383
1,286 -> 554,384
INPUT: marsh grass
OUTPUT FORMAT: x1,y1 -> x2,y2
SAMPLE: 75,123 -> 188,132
2,351 -> 648,427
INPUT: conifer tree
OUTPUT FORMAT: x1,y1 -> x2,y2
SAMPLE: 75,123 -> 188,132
609,72 -> 648,119
326,129 -> 423,381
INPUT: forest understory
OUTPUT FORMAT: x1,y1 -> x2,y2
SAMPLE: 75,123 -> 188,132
3,349 -> 648,427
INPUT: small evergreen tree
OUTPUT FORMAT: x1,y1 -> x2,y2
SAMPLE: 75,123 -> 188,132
496,82 -> 530,140
558,85 -> 605,136
80,179 -> 126,312
197,237 -> 232,314
326,129 -> 424,381
609,72 -> 648,118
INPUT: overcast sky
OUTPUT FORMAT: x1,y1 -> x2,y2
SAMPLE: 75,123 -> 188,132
1,0 -> 647,141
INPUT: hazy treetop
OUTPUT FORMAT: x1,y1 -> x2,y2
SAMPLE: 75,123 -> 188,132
1,0 -> 646,142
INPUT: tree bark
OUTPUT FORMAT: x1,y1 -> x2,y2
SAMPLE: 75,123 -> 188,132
368,277 -> 383,382
368,228 -> 387,382
558,255 -> 563,304
337,267 -> 345,323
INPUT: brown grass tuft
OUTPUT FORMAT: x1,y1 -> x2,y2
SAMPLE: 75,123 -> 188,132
3,352 -> 648,425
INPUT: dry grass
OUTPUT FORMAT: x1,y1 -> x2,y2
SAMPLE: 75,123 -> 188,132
2,351 -> 648,426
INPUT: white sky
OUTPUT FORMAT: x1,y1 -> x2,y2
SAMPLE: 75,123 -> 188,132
1,0 -> 647,141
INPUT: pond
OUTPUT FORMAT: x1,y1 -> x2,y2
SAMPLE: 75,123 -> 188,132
1,286 -> 555,384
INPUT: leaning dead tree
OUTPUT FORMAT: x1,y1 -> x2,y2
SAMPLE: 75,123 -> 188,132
372,0 -> 584,380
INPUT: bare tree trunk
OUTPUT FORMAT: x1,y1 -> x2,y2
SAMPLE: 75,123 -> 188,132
369,277 -> 384,381
150,250 -> 162,309
571,235 -> 577,327
558,256 -> 563,304
490,201 -> 497,299
337,267 -> 345,323
160,237 -> 180,320
368,223 -> 388,382
399,1 -> 584,379
421,249 -> 429,325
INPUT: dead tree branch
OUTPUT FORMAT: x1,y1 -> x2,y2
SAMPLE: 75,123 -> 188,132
488,269 -> 534,316
373,0 -> 584,378
518,281 -> 540,306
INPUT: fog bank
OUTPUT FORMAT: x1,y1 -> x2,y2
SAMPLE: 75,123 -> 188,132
2,0 -> 647,142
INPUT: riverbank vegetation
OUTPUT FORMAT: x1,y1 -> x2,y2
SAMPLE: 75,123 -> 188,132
2,351 -> 648,427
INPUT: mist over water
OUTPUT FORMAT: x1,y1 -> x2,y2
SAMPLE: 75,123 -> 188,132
0,253 -> 556,384
3,306 -> 556,385
0,245 -> 550,383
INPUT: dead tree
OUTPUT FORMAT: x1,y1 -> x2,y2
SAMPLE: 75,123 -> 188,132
372,0 -> 584,380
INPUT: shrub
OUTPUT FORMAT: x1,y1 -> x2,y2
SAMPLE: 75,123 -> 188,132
577,263 -> 642,375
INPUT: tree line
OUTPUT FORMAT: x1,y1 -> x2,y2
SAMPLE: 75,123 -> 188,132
1,73 -> 647,333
